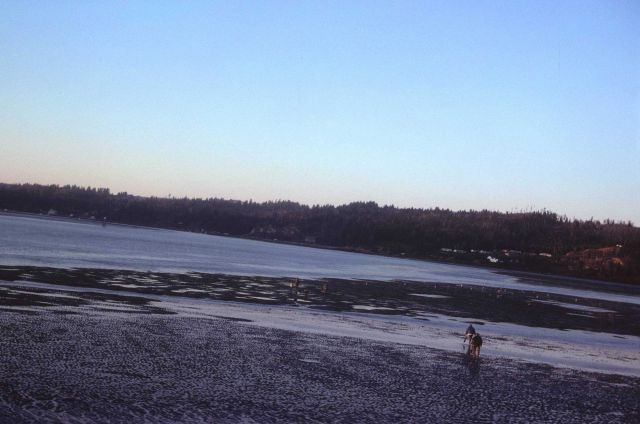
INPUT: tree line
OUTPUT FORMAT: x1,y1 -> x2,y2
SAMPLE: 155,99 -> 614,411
1,183 -> 638,283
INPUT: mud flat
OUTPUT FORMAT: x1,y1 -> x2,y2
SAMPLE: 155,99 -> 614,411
0,309 -> 638,423
1,266 -> 639,336
0,266 -> 639,422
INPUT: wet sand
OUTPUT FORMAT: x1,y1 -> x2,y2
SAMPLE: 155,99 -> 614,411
1,309 -> 639,423
0,266 -> 639,422
1,266 -> 638,335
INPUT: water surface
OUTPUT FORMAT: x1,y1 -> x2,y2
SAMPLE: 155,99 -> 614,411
1,213 -> 639,305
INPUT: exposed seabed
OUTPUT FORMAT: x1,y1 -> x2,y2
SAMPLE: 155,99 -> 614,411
0,266 -> 639,423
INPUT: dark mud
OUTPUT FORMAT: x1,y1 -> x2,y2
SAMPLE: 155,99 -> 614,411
0,266 -> 639,422
0,309 -> 638,423
1,266 -> 639,336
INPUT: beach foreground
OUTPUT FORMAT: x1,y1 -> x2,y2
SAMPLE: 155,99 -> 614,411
1,311 -> 639,423
0,271 -> 639,423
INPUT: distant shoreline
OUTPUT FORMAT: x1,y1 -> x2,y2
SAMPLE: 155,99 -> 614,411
2,182 -> 638,285
1,209 -> 635,288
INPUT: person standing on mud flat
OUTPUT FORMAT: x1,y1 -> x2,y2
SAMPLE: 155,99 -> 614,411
290,278 -> 300,291
463,324 -> 476,355
289,278 -> 301,303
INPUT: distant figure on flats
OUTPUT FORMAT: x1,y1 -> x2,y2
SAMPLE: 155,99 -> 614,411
290,279 -> 301,304
469,333 -> 483,358
463,324 -> 476,355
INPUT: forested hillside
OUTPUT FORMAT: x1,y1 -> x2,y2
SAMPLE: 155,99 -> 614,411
1,183 -> 638,283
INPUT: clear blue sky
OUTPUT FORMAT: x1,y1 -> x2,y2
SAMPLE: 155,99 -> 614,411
1,1 -> 638,223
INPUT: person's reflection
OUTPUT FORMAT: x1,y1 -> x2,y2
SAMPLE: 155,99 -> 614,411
464,355 -> 480,378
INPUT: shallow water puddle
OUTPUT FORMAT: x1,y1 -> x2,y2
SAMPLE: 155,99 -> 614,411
352,305 -> 395,311
409,293 -> 450,299
531,299 -> 616,314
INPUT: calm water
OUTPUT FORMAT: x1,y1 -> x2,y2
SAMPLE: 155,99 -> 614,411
1,213 -> 639,303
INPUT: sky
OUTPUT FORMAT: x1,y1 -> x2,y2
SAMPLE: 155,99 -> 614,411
1,1 -> 639,223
